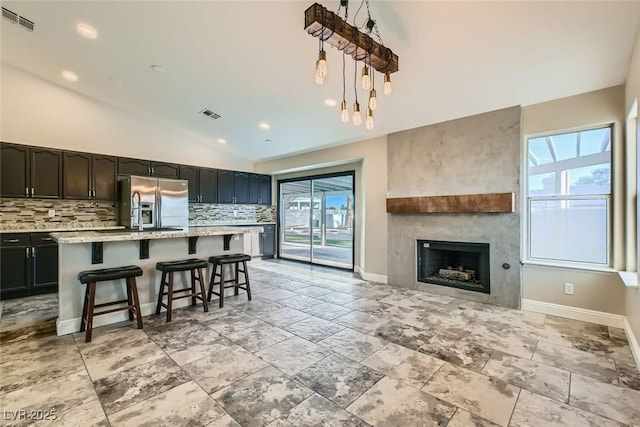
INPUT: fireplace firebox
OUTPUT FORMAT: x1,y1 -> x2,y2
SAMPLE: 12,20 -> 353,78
417,240 -> 490,294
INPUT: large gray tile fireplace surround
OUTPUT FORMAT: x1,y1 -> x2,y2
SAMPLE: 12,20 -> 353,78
387,106 -> 521,308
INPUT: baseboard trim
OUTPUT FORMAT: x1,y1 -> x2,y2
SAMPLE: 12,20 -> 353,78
56,300 -> 192,336
624,317 -> 640,368
357,268 -> 388,284
520,298 -> 625,328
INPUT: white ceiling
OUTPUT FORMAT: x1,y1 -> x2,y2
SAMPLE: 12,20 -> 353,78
2,1 -> 639,163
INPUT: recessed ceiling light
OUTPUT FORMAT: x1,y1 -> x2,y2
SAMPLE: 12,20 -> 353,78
324,99 -> 337,107
265,139 -> 272,143
61,70 -> 78,82
217,138 -> 227,144
76,22 -> 97,39
150,64 -> 165,73
259,122 -> 270,130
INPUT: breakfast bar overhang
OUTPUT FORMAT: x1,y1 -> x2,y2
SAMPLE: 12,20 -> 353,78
50,226 -> 263,336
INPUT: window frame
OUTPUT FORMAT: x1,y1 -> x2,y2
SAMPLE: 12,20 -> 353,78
524,124 -> 614,269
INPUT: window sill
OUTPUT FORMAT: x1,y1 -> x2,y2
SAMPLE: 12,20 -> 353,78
618,271 -> 639,288
521,259 -> 616,273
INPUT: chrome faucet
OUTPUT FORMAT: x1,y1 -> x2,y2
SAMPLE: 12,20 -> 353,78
131,191 -> 143,231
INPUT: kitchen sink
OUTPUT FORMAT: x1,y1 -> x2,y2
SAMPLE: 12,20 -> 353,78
96,227 -> 184,234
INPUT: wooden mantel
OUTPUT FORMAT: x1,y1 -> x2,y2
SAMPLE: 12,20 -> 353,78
386,192 -> 515,214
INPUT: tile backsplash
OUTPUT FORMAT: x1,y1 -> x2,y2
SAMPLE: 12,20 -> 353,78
0,198 -> 276,231
189,203 -> 276,225
0,198 -> 118,230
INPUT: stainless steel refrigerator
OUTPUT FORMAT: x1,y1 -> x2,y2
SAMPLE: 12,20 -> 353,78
117,175 -> 189,229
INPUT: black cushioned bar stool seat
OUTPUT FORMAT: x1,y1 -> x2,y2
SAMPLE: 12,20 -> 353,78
208,253 -> 252,308
155,258 -> 208,322
78,265 -> 144,343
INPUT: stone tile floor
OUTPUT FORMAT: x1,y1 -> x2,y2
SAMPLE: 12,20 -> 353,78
1,260 -> 639,426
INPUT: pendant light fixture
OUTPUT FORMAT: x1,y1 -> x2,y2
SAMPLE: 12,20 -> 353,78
365,107 -> 374,130
305,1 -> 399,130
383,73 -> 392,96
315,39 -> 327,85
341,52 -> 350,123
361,65 -> 370,90
352,54 -> 362,126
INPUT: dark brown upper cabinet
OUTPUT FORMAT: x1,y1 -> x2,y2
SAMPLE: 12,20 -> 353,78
118,157 -> 179,179
259,174 -> 272,205
64,151 -> 117,201
0,143 -> 61,199
180,165 -> 218,203
1,143 -> 30,198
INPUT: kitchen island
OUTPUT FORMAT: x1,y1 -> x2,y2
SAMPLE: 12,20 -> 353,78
50,226 -> 263,336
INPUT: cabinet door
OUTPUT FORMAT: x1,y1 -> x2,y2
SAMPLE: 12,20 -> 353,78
180,165 -> 200,202
259,175 -> 272,205
0,234 -> 30,293
32,244 -> 58,288
248,174 -> 260,204
118,158 -> 150,176
31,148 -> 62,198
0,143 -> 30,198
63,151 -> 92,199
93,155 -> 118,201
261,225 -> 275,258
150,162 -> 180,179
217,170 -> 235,203
234,172 -> 250,204
199,168 -> 218,203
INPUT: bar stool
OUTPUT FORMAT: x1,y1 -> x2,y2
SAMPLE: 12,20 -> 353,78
208,253 -> 252,308
78,265 -> 144,343
155,258 -> 209,322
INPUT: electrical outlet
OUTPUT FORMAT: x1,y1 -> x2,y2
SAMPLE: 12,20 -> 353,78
48,209 -> 55,217
564,283 -> 574,295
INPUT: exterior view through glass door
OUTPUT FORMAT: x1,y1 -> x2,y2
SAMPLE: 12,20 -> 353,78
279,172 -> 354,270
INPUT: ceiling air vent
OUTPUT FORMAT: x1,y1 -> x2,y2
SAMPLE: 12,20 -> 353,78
200,109 -> 221,120
2,7 -> 18,24
19,16 -> 34,31
2,7 -> 35,31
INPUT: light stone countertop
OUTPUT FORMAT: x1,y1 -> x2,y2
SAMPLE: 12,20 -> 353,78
0,222 -> 275,234
50,225 -> 264,244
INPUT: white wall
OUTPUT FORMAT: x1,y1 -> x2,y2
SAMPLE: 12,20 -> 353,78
254,136 -> 388,282
0,63 -> 252,171
624,23 -> 640,351
521,86 -> 627,315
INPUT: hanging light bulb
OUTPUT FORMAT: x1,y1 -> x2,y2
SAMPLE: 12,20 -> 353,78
384,73 -> 392,95
352,102 -> 362,126
315,50 -> 327,85
365,108 -> 375,130
368,89 -> 377,110
341,100 -> 350,123
361,66 -> 370,90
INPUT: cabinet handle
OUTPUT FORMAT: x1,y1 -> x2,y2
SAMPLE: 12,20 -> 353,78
25,187 -> 29,196
151,167 -> 155,175
41,237 -> 53,241
31,187 -> 35,196
147,166 -> 151,175
93,190 -> 96,198
32,247 -> 36,261
5,239 -> 19,243
26,247 -> 30,257
89,190 -> 92,198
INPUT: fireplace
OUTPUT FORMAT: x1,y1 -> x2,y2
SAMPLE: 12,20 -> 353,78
417,240 -> 490,294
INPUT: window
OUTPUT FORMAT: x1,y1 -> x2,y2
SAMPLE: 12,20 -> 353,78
526,126 -> 612,265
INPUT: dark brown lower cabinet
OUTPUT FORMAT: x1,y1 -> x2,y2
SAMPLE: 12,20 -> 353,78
0,233 -> 58,300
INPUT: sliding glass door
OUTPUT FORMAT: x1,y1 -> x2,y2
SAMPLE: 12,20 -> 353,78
279,172 -> 354,269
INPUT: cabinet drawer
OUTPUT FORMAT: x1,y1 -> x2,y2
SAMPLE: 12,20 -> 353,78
1,234 -> 30,247
31,233 -> 56,246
